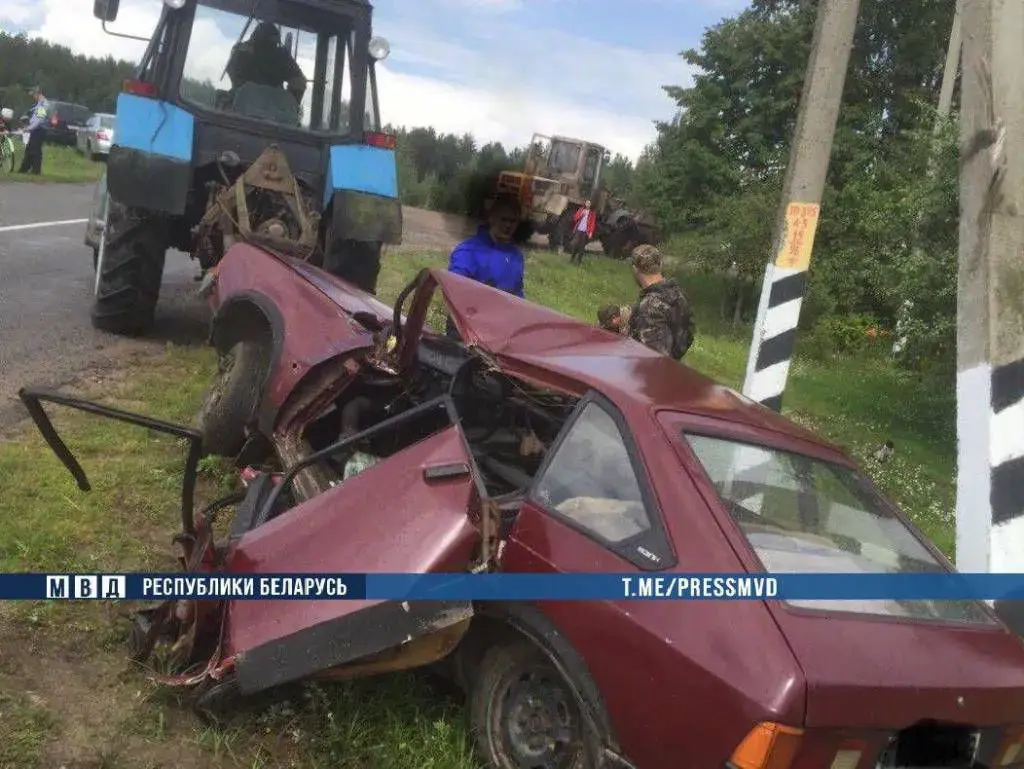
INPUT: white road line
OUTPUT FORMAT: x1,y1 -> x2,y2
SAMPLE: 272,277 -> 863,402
0,218 -> 88,233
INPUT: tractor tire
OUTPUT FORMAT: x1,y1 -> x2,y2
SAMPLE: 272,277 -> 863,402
548,213 -> 573,252
90,202 -> 167,336
603,229 -> 628,260
196,339 -> 270,458
323,238 -> 383,295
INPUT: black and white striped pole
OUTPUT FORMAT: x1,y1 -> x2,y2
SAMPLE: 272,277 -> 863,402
740,0 -> 861,412
956,0 -> 1024,619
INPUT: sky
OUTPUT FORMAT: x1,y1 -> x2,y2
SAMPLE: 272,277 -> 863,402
0,0 -> 750,161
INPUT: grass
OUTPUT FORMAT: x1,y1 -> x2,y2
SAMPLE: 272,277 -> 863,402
0,244 -> 957,767
0,691 -> 54,769
0,140 -> 105,183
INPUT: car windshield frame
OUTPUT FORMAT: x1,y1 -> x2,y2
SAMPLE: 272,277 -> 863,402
676,426 -> 998,627
175,0 -> 370,140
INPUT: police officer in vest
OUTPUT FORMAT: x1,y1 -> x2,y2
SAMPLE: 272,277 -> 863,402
19,86 -> 50,175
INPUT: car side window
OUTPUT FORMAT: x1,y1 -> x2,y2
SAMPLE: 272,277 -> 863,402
533,400 -> 653,544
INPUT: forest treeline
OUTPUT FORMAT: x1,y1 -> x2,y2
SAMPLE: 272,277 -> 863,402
2,4 -> 962,376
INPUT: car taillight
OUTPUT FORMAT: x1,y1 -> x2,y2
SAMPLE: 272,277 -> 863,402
123,78 -> 157,97
364,131 -> 396,149
50,115 -> 58,125
728,722 -> 803,769
96,130 -> 110,140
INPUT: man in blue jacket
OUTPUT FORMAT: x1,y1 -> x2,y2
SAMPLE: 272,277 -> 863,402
447,194 -> 525,297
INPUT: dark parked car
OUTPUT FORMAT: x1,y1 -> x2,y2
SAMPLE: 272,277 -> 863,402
20,242 -> 1024,769
22,100 -> 91,145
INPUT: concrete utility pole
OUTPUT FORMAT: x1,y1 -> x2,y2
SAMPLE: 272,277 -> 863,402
935,0 -> 964,133
741,0 -> 862,412
955,0 -> 1024,590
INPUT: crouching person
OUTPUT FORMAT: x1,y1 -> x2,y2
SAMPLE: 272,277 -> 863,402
597,304 -> 630,333
625,245 -> 695,361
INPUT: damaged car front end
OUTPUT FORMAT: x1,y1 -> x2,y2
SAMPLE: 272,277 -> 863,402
17,381 -> 515,716
16,259 -> 588,724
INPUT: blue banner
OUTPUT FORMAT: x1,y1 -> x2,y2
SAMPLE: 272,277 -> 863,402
3,572 -> 1024,601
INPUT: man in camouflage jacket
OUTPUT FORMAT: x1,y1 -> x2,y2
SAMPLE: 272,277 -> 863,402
623,245 -> 695,360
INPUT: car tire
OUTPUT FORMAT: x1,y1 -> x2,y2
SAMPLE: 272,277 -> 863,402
196,339 -> 270,457
90,202 -> 167,336
468,639 -> 603,769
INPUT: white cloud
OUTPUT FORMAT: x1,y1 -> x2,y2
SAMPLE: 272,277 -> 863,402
375,65 -> 658,160
0,0 -> 36,26
1,0 -> 696,161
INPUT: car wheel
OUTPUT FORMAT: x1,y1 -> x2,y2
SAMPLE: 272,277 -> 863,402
196,339 -> 270,457
469,640 -> 602,769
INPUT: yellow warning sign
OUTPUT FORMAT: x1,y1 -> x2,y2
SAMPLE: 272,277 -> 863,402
775,202 -> 820,270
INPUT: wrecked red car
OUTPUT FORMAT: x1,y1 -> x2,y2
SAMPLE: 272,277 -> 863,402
21,241 -> 1024,769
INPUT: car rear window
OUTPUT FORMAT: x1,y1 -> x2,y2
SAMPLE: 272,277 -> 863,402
99,116 -> 115,129
684,433 -> 995,625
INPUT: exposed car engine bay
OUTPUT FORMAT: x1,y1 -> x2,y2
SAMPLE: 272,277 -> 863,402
288,331 -> 580,505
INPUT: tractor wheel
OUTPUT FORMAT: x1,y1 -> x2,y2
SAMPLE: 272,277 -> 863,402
323,238 -> 383,295
90,202 -> 167,336
548,214 -> 573,252
196,339 -> 270,458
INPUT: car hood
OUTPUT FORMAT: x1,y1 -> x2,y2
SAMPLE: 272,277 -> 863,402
752,531 -> 1024,729
286,257 -> 396,325
433,269 -> 838,451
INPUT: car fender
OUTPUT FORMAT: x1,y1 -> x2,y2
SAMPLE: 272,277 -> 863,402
209,244 -> 382,436
209,290 -> 285,362
208,290 -> 287,436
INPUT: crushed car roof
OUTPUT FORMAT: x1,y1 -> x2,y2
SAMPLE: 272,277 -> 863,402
432,268 -> 836,453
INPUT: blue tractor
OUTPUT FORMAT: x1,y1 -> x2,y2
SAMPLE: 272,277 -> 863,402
85,0 -> 401,336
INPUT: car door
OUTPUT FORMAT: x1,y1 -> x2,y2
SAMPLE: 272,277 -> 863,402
220,408 -> 488,695
504,391 -> 676,575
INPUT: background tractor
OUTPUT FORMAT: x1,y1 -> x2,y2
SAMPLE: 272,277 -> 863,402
85,0 -> 402,337
495,133 -> 662,259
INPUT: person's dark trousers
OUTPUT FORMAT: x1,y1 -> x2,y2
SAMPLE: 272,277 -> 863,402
569,231 -> 588,265
18,128 -> 44,175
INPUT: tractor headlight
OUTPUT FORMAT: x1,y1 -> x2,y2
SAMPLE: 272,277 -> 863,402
163,0 -> 186,8
368,36 -> 390,61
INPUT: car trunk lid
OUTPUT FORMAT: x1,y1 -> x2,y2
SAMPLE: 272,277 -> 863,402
760,571 -> 1024,727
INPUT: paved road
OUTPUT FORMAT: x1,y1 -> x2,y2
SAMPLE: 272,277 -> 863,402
0,182 -> 208,428
0,183 -> 577,429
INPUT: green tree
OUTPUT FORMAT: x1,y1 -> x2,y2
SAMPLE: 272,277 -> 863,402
639,0 -> 960,374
